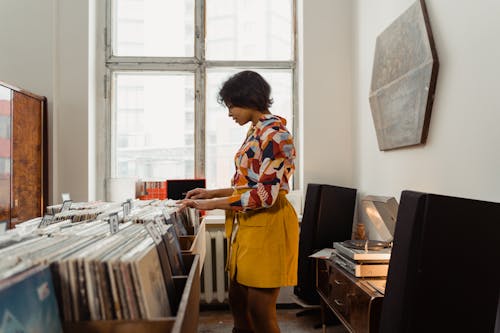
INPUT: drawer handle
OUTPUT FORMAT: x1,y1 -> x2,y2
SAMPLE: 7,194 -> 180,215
333,299 -> 344,307
334,279 -> 344,285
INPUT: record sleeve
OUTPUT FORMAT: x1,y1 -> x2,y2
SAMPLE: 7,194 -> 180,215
120,261 -> 140,320
170,210 -> 188,236
163,224 -> 185,276
129,244 -> 171,318
0,265 -> 63,333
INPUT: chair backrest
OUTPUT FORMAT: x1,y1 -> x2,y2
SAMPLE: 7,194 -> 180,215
315,185 -> 357,249
294,183 -> 357,305
294,183 -> 323,304
381,190 -> 500,332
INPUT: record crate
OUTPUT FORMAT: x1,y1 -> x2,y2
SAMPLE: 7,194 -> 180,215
63,253 -> 201,333
178,219 -> 206,276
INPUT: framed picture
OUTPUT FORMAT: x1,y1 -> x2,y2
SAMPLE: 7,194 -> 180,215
369,0 -> 439,151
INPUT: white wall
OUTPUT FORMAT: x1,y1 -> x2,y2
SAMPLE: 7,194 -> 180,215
353,0 -> 500,203
0,0 -> 91,204
0,1 -> 53,99
301,0 -> 355,191
55,0 -> 91,203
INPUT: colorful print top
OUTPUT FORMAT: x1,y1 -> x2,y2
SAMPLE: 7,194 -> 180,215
228,114 -> 296,211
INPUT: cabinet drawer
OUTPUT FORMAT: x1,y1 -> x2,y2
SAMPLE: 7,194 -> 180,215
346,284 -> 373,332
327,263 -> 351,318
317,260 -> 384,333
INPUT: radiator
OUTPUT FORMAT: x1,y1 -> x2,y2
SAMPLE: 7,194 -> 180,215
201,229 -> 229,303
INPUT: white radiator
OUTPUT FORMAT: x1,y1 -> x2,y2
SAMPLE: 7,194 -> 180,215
201,228 -> 229,303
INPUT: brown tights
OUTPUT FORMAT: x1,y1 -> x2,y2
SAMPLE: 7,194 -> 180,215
229,279 -> 281,333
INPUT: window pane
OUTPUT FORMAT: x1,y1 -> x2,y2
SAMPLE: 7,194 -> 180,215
113,72 -> 195,179
206,0 -> 294,61
113,0 -> 194,57
205,68 -> 293,189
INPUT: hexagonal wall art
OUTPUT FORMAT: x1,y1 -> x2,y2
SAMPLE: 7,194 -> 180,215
369,0 -> 438,151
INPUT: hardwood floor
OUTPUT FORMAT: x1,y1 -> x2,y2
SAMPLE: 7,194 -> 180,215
197,305 -> 349,333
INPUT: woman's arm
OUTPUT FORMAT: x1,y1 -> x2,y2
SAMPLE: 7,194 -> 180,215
179,196 -> 234,211
185,187 -> 233,199
208,188 -> 234,198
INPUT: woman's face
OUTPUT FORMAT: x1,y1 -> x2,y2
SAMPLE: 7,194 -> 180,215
227,105 -> 256,126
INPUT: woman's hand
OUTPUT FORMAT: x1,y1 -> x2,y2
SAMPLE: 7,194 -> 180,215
178,198 -> 216,211
185,188 -> 212,199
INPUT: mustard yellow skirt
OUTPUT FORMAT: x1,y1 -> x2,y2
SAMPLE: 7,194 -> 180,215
225,190 -> 299,288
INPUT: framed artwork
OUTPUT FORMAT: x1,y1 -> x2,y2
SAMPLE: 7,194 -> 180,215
369,0 -> 439,151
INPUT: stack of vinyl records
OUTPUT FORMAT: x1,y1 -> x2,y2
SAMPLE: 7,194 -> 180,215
46,201 -> 112,215
0,201 -> 201,325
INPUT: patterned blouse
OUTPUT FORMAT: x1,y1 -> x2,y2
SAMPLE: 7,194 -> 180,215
228,114 -> 296,211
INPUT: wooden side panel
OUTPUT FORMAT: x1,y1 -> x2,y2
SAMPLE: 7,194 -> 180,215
11,91 -> 43,225
171,255 -> 200,333
180,221 -> 206,275
0,85 -> 11,226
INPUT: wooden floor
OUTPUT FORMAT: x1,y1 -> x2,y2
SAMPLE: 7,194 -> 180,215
197,306 -> 349,333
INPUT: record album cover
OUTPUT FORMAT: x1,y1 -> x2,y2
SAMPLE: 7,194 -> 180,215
0,265 -> 63,333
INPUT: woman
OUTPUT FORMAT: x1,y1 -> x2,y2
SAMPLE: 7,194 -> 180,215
180,70 -> 298,333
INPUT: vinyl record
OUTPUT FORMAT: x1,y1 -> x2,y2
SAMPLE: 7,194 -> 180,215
342,239 -> 392,251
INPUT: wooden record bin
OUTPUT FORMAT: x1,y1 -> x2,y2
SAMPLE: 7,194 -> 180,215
0,81 -> 48,229
63,219 -> 207,333
63,254 -> 201,333
179,219 -> 206,275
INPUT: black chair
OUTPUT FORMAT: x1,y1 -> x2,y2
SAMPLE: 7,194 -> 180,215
380,190 -> 500,332
294,183 -> 357,327
294,183 -> 323,305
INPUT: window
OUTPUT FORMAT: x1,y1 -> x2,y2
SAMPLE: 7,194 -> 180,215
106,0 -> 297,190
112,72 -> 195,179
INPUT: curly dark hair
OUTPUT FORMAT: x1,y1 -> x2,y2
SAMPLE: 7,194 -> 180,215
217,70 -> 273,112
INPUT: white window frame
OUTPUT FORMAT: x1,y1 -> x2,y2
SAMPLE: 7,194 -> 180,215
103,0 -> 299,196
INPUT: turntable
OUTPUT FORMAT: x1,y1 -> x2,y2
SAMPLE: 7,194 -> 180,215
331,196 -> 397,277
332,240 -> 391,277
332,195 -> 398,262
333,240 -> 392,262
332,249 -> 389,277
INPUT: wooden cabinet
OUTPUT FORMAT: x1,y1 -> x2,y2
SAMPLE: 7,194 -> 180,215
317,259 -> 384,333
0,81 -> 47,229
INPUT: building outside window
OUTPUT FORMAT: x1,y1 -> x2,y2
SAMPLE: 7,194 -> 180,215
106,0 -> 297,191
